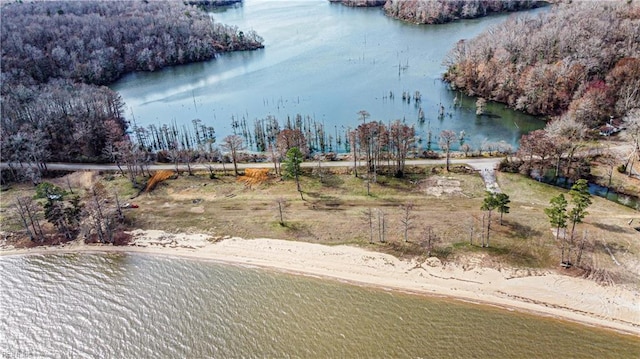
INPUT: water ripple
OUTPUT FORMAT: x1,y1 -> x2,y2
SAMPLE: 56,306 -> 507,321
1,254 -> 638,358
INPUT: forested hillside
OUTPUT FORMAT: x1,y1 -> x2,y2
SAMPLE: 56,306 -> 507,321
383,0 -> 544,24
328,0 -> 386,7
0,1 -> 263,177
1,1 -> 262,86
443,2 -> 640,126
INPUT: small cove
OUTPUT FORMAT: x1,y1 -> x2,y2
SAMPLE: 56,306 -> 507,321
111,0 -> 546,152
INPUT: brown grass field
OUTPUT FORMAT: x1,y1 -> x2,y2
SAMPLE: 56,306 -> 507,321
1,163 -> 639,286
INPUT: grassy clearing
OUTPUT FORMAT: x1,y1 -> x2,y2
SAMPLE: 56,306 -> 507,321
1,165 -> 638,285
497,172 -> 640,280
591,158 -> 640,198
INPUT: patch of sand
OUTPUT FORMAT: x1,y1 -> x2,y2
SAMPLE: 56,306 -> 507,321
422,177 -> 463,197
51,171 -> 98,190
189,206 -> 205,214
2,230 -> 638,336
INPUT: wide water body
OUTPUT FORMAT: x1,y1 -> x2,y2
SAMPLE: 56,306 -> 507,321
1,253 -> 639,358
112,0 -> 545,150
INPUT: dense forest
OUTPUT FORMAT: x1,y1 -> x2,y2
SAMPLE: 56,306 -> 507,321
1,1 -> 262,86
185,0 -> 243,7
383,0 -> 544,24
444,1 -> 640,126
0,1 -> 263,178
330,0 -> 544,22
328,0 -> 386,7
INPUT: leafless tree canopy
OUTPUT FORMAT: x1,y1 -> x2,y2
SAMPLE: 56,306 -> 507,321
0,1 -> 263,165
444,2 -> 640,126
384,0 -> 543,24
1,1 -> 263,86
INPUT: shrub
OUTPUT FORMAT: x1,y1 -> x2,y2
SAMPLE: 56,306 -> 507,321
498,158 -> 522,173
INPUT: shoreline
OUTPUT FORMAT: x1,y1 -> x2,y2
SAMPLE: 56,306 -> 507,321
2,229 -> 639,337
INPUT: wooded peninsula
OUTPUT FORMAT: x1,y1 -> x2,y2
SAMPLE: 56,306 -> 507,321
0,0 -> 262,167
331,0 -> 546,24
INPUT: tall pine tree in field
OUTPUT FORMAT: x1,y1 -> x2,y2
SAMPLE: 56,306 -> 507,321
481,191 -> 498,247
495,193 -> 510,225
545,193 -> 569,265
284,147 -> 304,200
567,179 -> 591,264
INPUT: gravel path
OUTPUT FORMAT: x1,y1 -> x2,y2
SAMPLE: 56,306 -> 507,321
466,158 -> 502,193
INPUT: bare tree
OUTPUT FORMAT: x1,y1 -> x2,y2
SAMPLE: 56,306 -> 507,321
439,130 -> 457,172
361,207 -> 374,244
546,115 -> 587,180
276,128 -> 308,158
349,129 -> 359,177
576,229 -> 589,268
118,140 -> 143,186
420,225 -> 440,257
399,202 -> 415,243
377,208 -> 386,243
84,183 -> 115,244
197,144 -> 221,179
599,153 -> 617,195
388,120 -> 415,178
167,141 -> 182,173
274,197 -> 289,226
221,135 -> 245,176
461,143 -> 472,157
357,121 -> 387,182
15,196 -> 44,242
516,129 -> 555,178
179,149 -> 196,176
623,109 -> 640,177
358,110 -> 370,124
468,216 -> 475,245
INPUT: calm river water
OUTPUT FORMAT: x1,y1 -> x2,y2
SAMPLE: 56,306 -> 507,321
1,253 -> 639,358
112,0 -> 545,151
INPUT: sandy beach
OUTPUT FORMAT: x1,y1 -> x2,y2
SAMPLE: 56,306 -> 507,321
2,229 -> 639,336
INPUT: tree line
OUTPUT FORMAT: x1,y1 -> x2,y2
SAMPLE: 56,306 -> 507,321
15,181 -> 128,246
0,0 -> 264,180
329,0 -> 386,7
383,0 -> 543,24
122,107 -> 489,180
499,108 -> 640,197
329,0 -> 543,23
119,111 -> 421,183
544,179 -> 592,268
1,0 -> 263,86
502,115 -> 590,183
444,1 -> 640,127
1,80 -> 128,183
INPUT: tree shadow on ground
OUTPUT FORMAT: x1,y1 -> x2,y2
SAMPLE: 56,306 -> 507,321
502,219 -> 542,239
278,221 -> 317,240
318,173 -> 344,188
304,193 -> 344,210
592,222 -> 629,233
